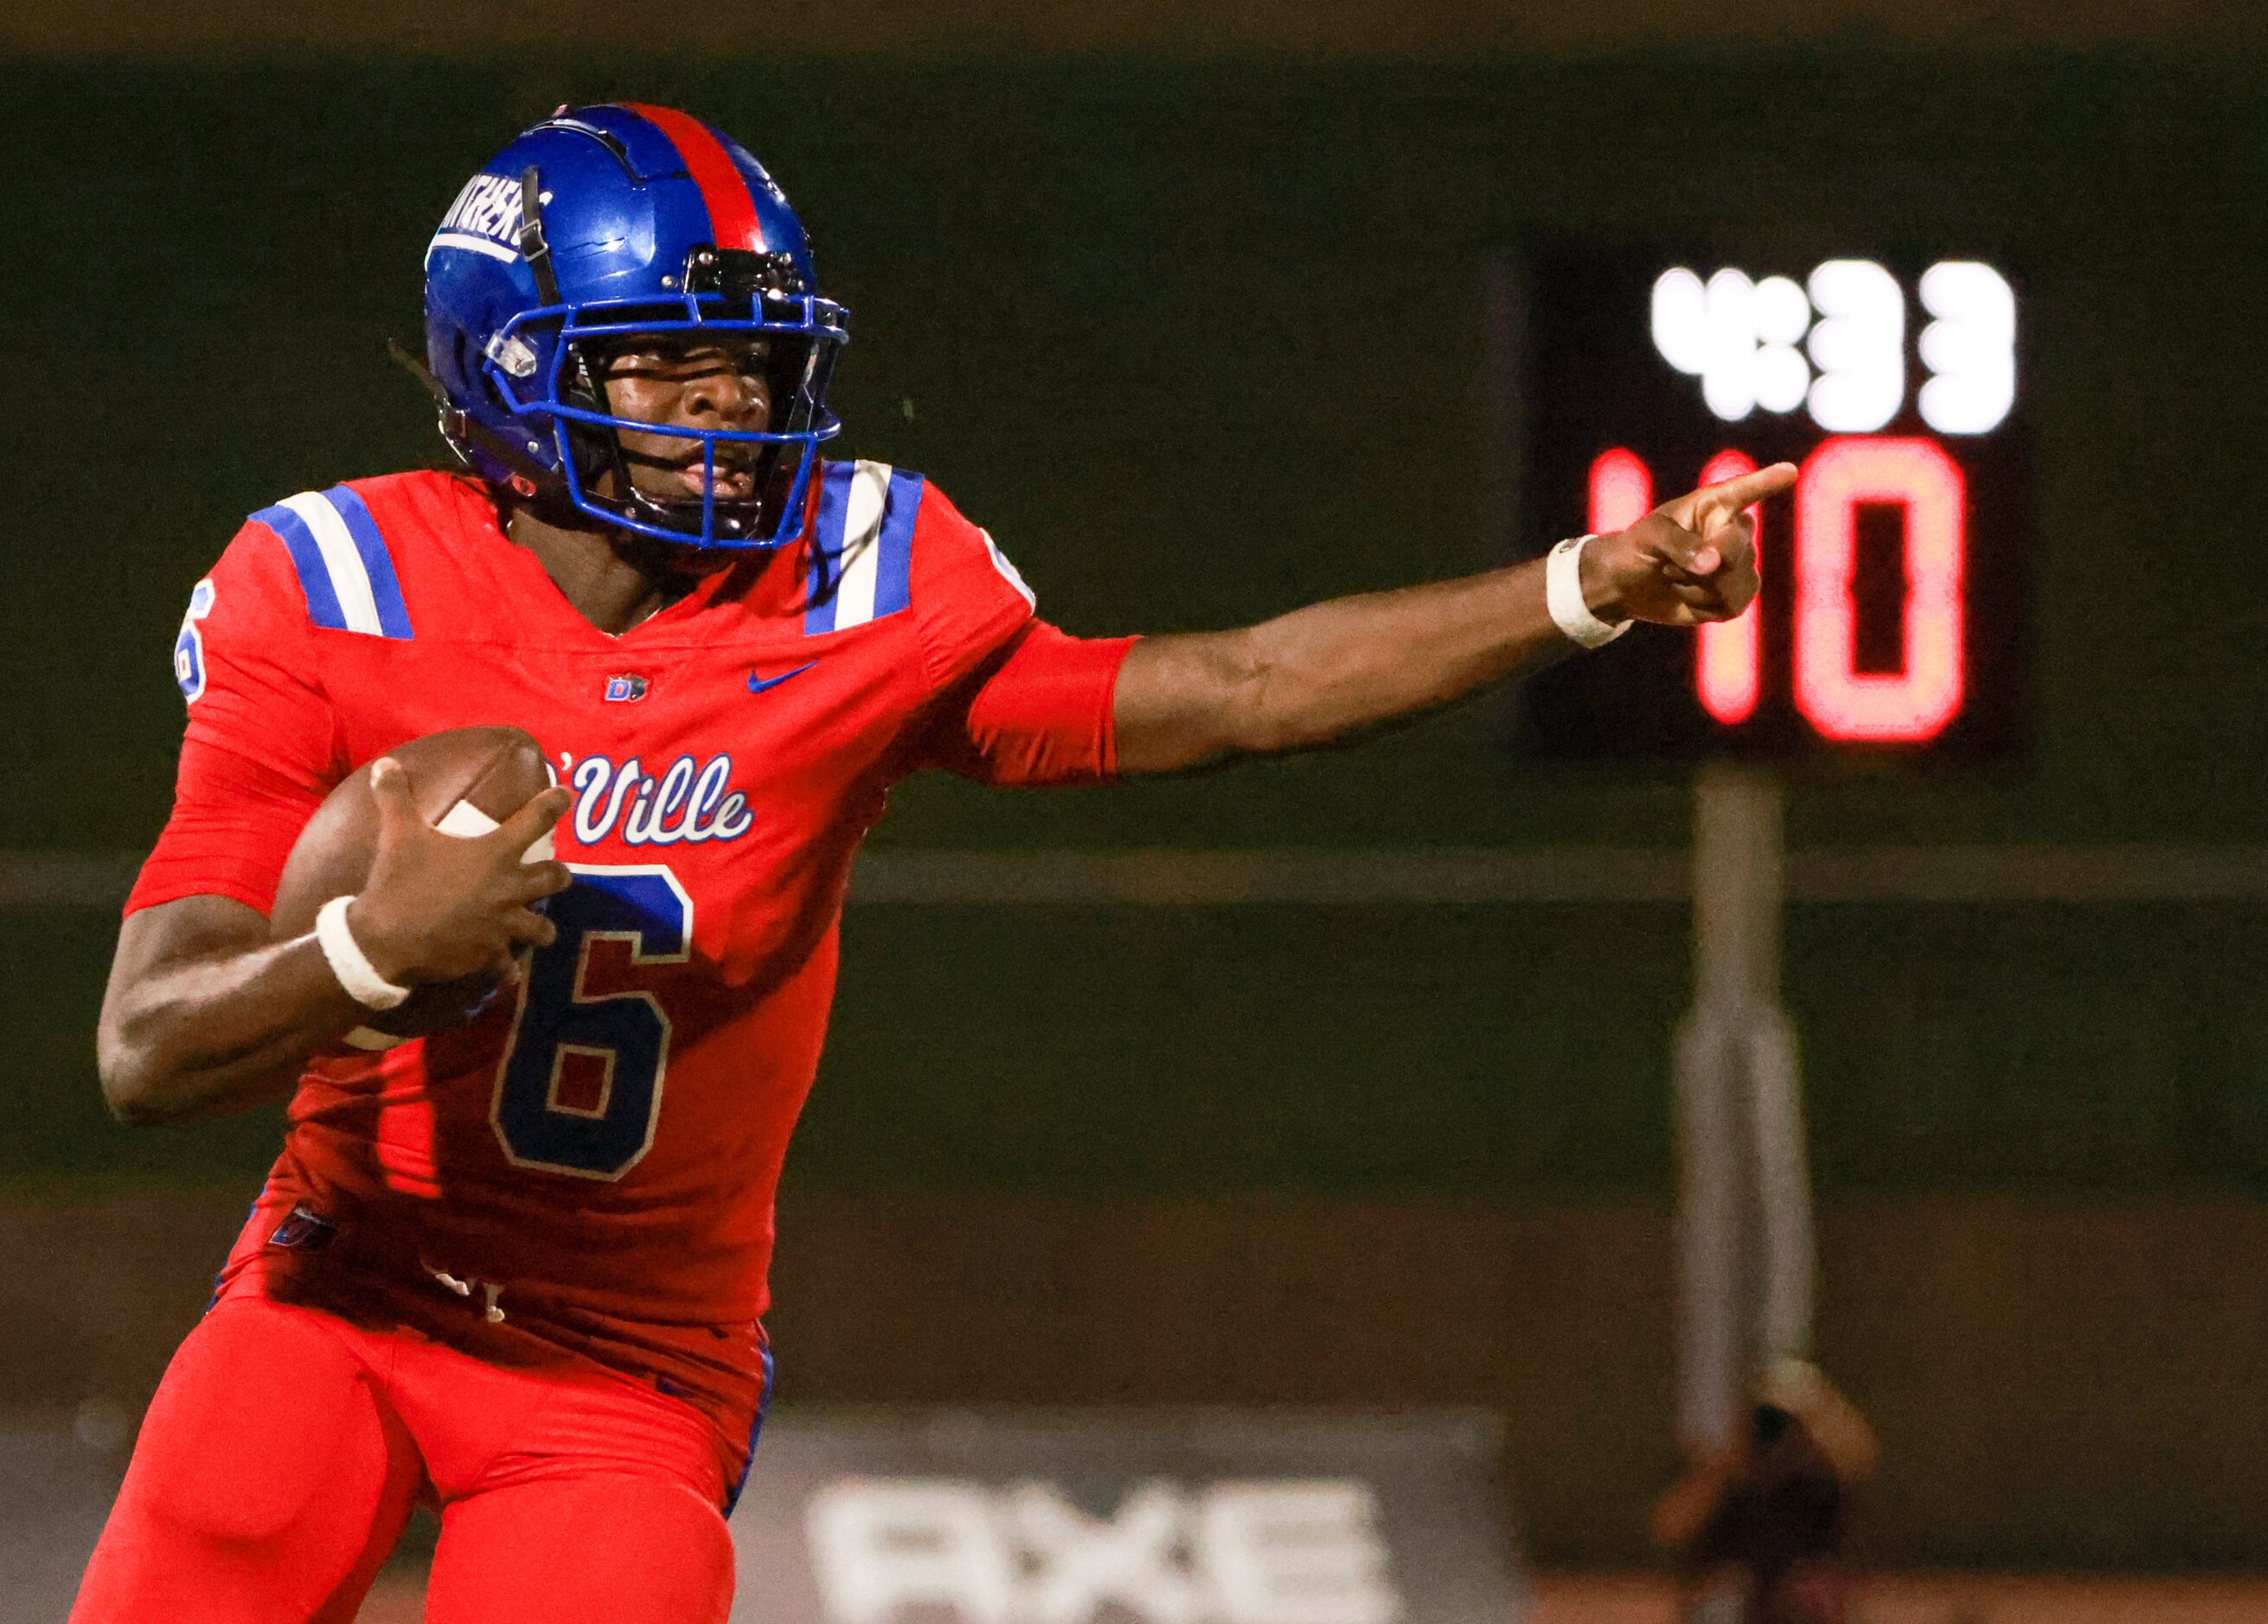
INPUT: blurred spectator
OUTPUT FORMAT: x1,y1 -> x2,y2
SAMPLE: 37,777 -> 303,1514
1653,1361 -> 1878,1624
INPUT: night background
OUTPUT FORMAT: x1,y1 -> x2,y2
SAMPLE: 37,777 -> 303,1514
4,3 -> 2267,1616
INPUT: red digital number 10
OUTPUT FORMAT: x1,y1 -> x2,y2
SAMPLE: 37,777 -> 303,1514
1587,436 -> 1967,743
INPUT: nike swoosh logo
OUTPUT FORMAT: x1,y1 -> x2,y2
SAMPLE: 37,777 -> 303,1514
746,662 -> 818,696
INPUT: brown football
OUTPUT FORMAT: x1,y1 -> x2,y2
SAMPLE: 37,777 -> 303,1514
272,725 -> 556,1044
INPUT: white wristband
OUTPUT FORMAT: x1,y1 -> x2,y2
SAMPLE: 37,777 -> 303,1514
315,894 -> 411,1011
1547,535 -> 1632,649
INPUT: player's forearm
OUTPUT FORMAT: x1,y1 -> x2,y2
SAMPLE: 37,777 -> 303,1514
99,907 -> 366,1125
1113,558 -> 1563,772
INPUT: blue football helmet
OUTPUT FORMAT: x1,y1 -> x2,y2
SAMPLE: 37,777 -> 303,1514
422,103 -> 849,548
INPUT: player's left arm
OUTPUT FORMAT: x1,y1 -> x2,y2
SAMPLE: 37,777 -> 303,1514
1110,464 -> 1786,775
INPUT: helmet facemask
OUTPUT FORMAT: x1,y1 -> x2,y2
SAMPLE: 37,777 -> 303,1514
484,244 -> 848,549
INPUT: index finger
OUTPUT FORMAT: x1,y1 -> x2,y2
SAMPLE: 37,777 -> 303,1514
1695,462 -> 1797,520
493,784 -> 572,853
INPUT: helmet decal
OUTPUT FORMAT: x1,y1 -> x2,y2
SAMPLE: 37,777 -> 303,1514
431,172 -> 530,265
420,104 -> 849,550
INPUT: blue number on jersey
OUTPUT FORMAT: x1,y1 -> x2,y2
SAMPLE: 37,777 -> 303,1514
174,579 -> 216,702
491,865 -> 692,1180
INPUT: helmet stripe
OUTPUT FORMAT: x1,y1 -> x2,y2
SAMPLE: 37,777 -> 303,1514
618,103 -> 766,253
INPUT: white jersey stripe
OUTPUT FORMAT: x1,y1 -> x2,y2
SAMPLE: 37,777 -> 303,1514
279,491 -> 385,637
830,460 -> 894,629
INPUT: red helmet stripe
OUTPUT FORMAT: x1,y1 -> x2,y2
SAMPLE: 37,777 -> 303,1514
619,102 -> 766,253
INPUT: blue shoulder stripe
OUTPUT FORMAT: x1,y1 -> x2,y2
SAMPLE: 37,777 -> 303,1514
247,488 -> 413,639
802,461 -> 859,636
802,460 -> 922,636
251,502 -> 349,632
871,468 -> 923,622
324,486 -> 413,639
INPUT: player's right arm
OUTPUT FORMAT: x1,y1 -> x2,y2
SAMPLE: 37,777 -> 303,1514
104,895 -> 378,1126
98,521 -> 568,1126
101,775 -> 568,1125
1109,467 -> 1786,773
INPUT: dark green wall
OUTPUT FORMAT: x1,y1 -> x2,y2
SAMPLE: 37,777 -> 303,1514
6,53 -> 2266,1192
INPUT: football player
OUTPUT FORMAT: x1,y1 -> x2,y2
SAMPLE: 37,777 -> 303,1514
76,103 -> 1784,1624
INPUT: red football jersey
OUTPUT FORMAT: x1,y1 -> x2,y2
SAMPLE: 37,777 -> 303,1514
130,463 -> 1133,1467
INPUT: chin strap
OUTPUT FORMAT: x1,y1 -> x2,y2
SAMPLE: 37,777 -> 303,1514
385,337 -> 557,497
516,164 -> 562,307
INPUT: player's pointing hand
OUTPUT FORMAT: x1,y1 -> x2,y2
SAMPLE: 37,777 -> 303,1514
1582,461 -> 1794,628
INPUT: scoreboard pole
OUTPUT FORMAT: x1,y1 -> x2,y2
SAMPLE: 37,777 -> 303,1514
1673,762 -> 1816,1462
1498,246 -> 2019,1582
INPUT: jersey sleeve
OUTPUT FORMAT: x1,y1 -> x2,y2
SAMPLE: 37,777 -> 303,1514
904,480 -> 1044,694
919,622 -> 1138,787
125,519 -> 346,917
903,483 -> 1137,788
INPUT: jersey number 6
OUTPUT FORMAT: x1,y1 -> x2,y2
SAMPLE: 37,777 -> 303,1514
490,864 -> 692,1180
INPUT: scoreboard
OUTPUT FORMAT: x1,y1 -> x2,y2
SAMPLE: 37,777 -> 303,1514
1513,247 -> 2029,761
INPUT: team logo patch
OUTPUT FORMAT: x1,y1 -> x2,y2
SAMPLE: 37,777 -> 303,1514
982,528 -> 1037,611
604,675 -> 650,703
267,1204 -> 338,1251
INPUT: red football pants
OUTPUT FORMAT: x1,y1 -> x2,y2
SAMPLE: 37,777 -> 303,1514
70,1296 -> 737,1624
